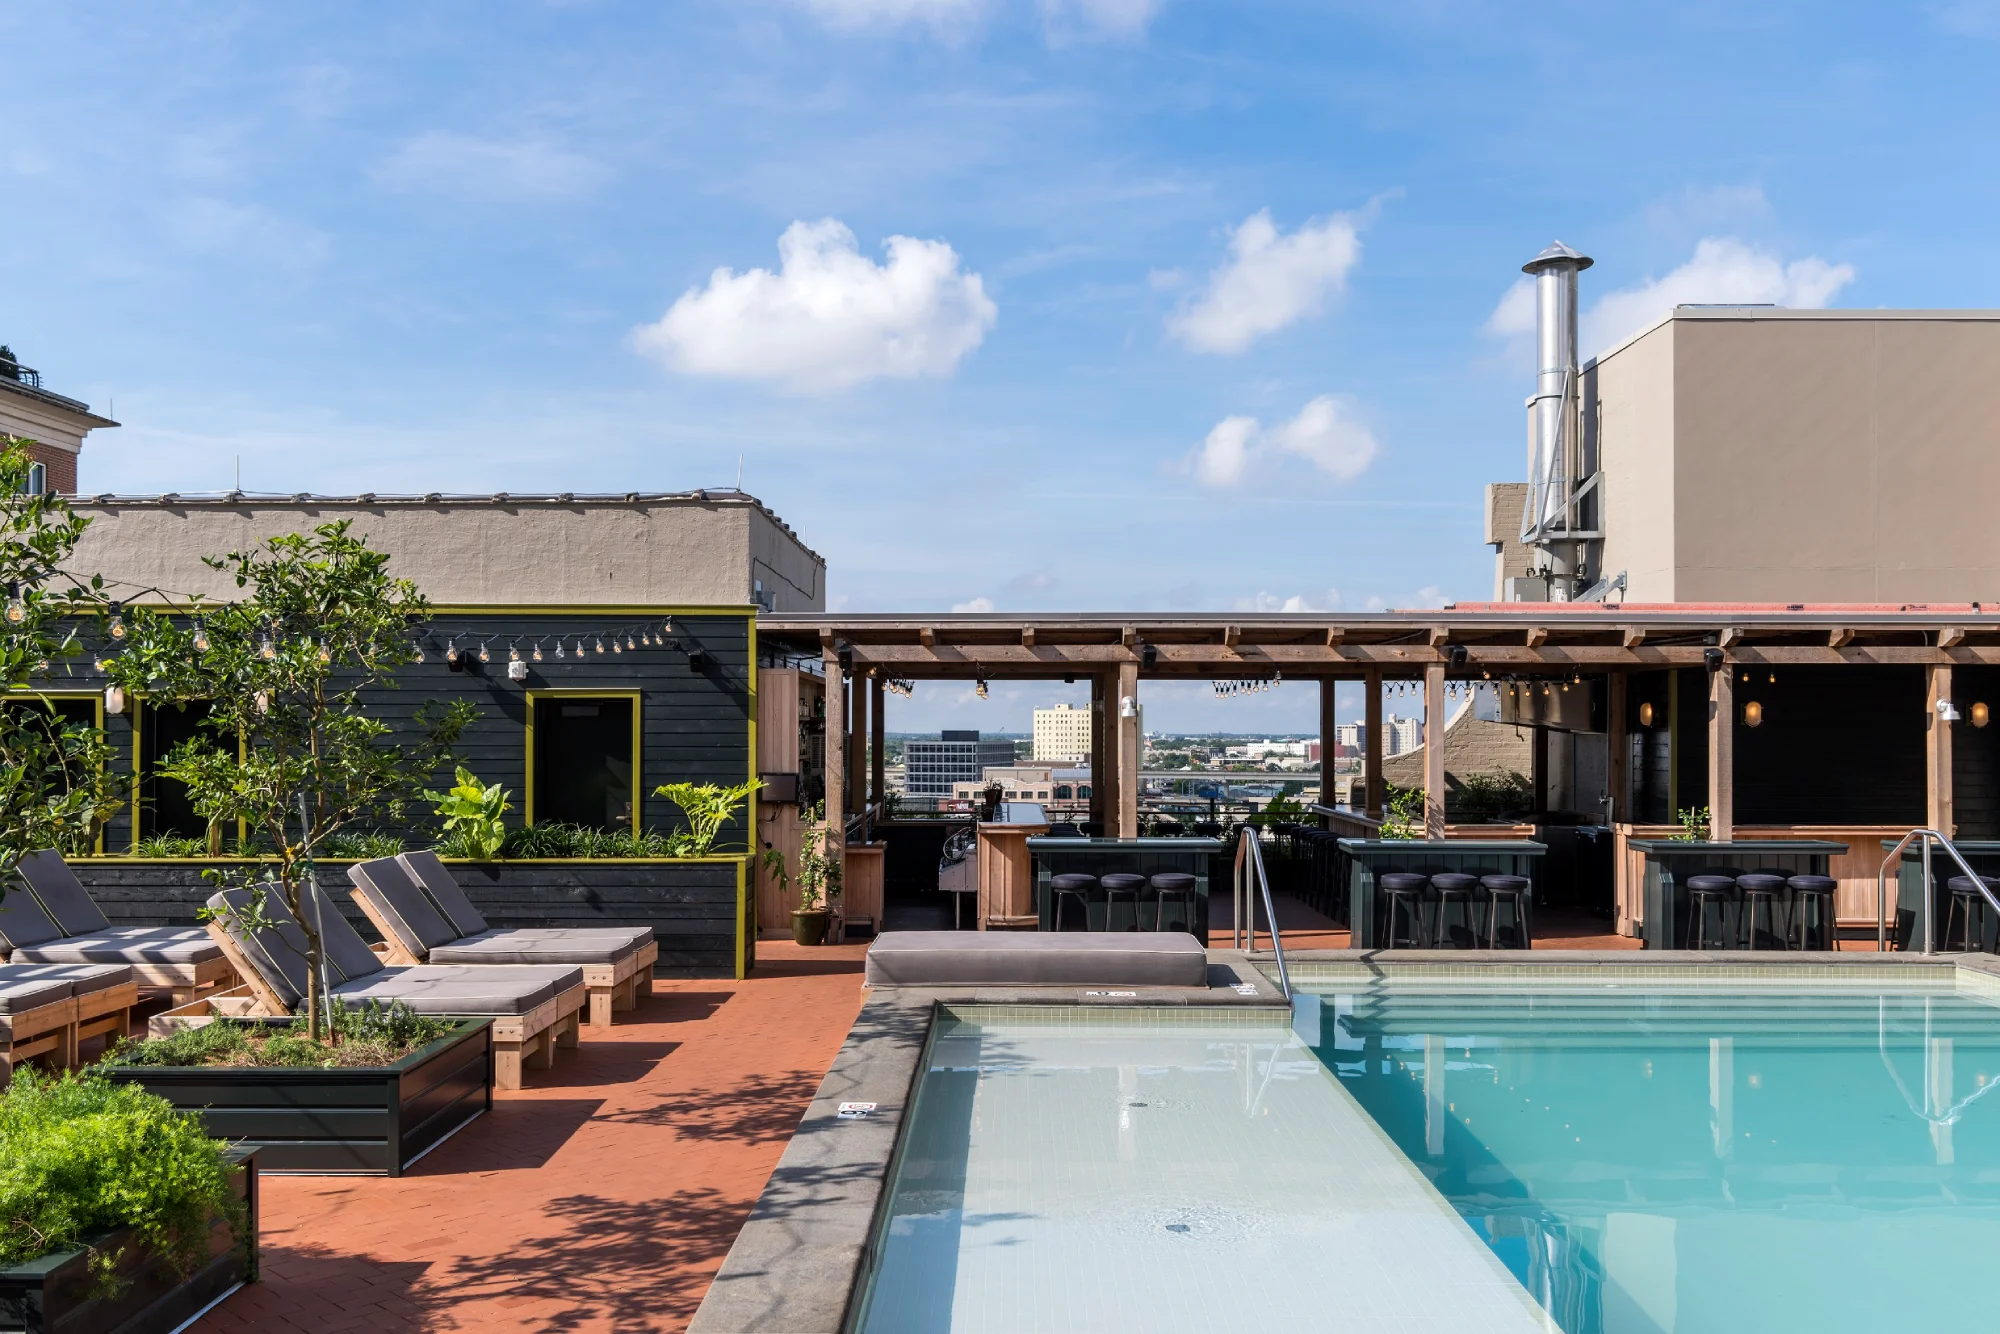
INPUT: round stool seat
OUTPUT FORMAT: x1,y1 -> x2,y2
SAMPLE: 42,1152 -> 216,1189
1735,872 -> 1789,895
1148,872 -> 1196,892
1378,872 -> 1430,894
1429,873 -> 1479,949
1947,875 -> 2000,897
1476,875 -> 1531,948
1100,873 -> 1147,892
1478,874 -> 1530,894
1786,874 -> 1838,894
1685,874 -> 1738,895
1787,874 -> 1838,950
1430,872 -> 1479,894
1147,872 -> 1197,933
1051,873 -> 1097,892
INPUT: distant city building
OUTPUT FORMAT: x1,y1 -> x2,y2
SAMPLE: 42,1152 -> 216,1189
905,730 -> 1017,798
1337,722 -> 1365,750
949,764 -> 1091,818
1032,702 -> 1090,761
1384,715 -> 1423,757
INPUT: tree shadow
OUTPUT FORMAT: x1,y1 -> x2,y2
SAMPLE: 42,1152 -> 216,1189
599,1068 -> 821,1143
639,990 -> 735,1023
201,1246 -> 445,1332
530,1039 -> 683,1088
750,955 -> 866,978
414,1098 -> 606,1174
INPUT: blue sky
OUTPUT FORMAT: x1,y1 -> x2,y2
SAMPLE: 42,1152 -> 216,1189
4,1 -> 1998,731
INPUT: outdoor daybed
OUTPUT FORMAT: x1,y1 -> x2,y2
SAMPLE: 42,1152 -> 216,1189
347,852 -> 656,1027
0,850 -> 235,1002
0,962 -> 137,1080
864,930 -> 1210,988
205,883 -> 589,1090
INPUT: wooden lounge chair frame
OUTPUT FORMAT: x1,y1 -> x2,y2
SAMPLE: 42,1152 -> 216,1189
0,978 -> 139,1082
348,890 -> 656,1028
201,921 -> 585,1091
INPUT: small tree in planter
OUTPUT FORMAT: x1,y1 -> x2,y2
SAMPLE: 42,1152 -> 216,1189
0,439 -> 126,881
104,522 -> 475,1040
789,800 -> 841,946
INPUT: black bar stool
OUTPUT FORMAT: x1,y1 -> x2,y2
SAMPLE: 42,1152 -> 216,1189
1100,873 -> 1147,931
1051,873 -> 1096,931
1148,872 -> 1197,932
1378,872 -> 1431,948
1430,872 -> 1480,949
1945,875 -> 2000,952
1786,875 -> 1837,950
1479,875 -> 1532,948
1735,873 -> 1790,951
1684,875 -> 1738,950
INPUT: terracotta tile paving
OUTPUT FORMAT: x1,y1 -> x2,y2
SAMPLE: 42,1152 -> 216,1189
198,941 -> 870,1334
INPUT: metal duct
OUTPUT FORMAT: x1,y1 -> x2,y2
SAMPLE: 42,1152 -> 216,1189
1519,241 -> 1593,591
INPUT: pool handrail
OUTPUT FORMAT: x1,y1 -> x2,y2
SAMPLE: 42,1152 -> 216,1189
1876,828 -> 2000,953
1238,826 -> 1292,999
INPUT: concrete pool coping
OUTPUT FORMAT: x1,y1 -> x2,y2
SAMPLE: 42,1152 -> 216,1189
688,948 -> 2000,1333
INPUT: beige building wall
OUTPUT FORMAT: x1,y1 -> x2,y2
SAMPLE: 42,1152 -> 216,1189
1583,310 -> 2000,604
68,493 -> 825,609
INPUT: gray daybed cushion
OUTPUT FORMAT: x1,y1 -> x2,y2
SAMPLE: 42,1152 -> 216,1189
864,931 -> 1208,988
13,927 -> 225,967
0,965 -> 83,1015
428,928 -> 649,967
0,887 -> 66,954
347,857 -> 459,958
16,849 -> 114,935
397,850 -> 490,936
4,962 -> 133,998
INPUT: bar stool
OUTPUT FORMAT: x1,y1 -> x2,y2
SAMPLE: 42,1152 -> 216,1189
1050,874 -> 1096,931
1430,873 -> 1480,949
1786,875 -> 1837,950
1148,872 -> 1197,932
1735,873 -> 1790,951
1944,876 -> 2000,952
1684,875 -> 1738,951
1479,875 -> 1532,949
1100,873 -> 1147,931
1378,873 -> 1431,948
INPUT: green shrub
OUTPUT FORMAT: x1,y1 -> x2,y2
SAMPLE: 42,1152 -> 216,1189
470,821 -> 692,860
107,1001 -> 457,1071
652,780 -> 760,854
422,767 -> 511,860
134,835 -> 206,858
0,1069 -> 243,1275
319,830 -> 406,860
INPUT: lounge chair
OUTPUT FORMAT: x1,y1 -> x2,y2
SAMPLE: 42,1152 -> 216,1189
205,882 -> 587,1090
347,853 -> 655,1027
0,961 -> 137,1081
0,851 -> 235,1003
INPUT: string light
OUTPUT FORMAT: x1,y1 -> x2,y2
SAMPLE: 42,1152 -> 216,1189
477,641 -> 490,664
107,603 -> 126,640
444,638 -> 461,667
259,636 -> 277,661
626,635 -> 636,651
532,641 -> 544,662
509,643 -> 520,664
594,638 -> 605,655
555,641 -> 566,660
192,620 -> 210,653
612,638 -> 623,654
574,639 -> 586,657
975,679 -> 989,699
317,640 -> 332,664
412,643 -> 425,664
4,587 -> 24,625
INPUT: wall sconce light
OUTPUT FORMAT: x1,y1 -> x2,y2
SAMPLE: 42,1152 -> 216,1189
1937,698 -> 1962,722
688,649 -> 709,674
1704,648 -> 1725,673
1119,695 -> 1138,718
1638,701 -> 1654,727
1742,700 -> 1763,728
1141,642 -> 1158,670
1974,702 -> 1990,729
507,658 -> 529,683
104,684 -> 126,716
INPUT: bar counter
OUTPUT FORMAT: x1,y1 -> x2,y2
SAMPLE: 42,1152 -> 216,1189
1027,837 -> 1223,942
1339,839 -> 1547,949
1629,839 -> 1848,949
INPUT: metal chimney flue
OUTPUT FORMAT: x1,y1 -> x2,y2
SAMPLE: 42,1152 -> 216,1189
1518,240 -> 1594,599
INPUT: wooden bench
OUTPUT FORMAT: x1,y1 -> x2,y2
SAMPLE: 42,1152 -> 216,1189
0,975 -> 137,1082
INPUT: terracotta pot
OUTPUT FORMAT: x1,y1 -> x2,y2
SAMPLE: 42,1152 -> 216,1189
792,909 -> 830,946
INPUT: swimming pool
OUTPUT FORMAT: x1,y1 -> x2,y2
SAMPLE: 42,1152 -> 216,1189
1303,975 -> 2000,1334
852,975 -> 2000,1333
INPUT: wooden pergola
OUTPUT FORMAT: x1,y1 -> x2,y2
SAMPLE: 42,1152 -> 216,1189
761,605 -> 1998,854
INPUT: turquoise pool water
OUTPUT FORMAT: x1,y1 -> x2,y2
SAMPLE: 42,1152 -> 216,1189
1303,979 -> 2000,1334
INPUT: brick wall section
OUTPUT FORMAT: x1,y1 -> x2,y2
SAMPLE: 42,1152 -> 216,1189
1382,711 -> 1533,803
28,442 -> 77,494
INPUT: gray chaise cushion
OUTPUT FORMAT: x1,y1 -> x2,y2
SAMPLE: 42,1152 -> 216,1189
348,857 -> 458,956
864,931 -> 1208,988
16,850 -> 114,936
1,962 -> 132,1000
0,887 -> 66,953
13,927 -> 222,967
207,887 -> 314,1008
0,965 -> 80,1015
428,928 -> 649,967
397,851 -> 490,936
330,964 -> 583,1016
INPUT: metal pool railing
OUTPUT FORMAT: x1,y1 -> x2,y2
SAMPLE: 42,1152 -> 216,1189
1234,827 -> 1291,999
1876,828 -> 2000,953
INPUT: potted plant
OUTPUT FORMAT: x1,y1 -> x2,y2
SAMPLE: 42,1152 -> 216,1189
790,801 -> 839,946
103,1000 -> 491,1176
0,1069 -> 258,1331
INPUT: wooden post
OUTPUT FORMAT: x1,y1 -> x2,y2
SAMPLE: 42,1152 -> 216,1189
847,668 -> 866,815
1089,674 -> 1108,832
1709,662 -> 1734,843
870,674 -> 886,812
1318,678 -> 1338,811
1928,664 -> 1954,835
1423,661 -> 1447,839
821,648 -> 845,910
1606,671 -> 1629,826
1364,668 -> 1384,817
1115,660 -> 1141,839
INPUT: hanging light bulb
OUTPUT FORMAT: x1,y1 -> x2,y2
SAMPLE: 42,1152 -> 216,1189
412,642 -> 425,664
509,643 -> 521,663
107,602 -> 126,640
626,634 -> 636,651
32,658 -> 48,674
193,620 -> 210,653
254,690 -> 270,715
444,638 -> 461,667
316,640 -> 331,664
555,640 -> 566,660
478,641 -> 490,664
575,639 -> 586,657
594,638 -> 606,655
612,639 -> 623,654
975,679 -> 989,699
104,684 -> 126,715
4,587 -> 24,625
259,635 -> 277,660
532,641 -> 544,662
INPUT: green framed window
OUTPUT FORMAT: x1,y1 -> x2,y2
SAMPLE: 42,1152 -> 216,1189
525,690 -> 642,831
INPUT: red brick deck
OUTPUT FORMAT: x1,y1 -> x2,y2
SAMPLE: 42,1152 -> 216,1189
197,942 -> 870,1334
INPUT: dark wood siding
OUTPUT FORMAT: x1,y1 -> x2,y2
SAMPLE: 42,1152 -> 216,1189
1951,666 -> 2000,838
1733,664 -> 1925,825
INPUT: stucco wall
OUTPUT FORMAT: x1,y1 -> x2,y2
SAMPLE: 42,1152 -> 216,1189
1590,320 -> 1678,601
67,496 -> 826,609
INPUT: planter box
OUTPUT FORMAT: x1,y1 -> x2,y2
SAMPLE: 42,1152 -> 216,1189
67,855 -> 751,978
0,1145 -> 258,1334
105,1019 -> 492,1176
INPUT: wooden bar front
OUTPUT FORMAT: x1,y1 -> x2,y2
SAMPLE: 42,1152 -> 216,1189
978,820 -> 1048,929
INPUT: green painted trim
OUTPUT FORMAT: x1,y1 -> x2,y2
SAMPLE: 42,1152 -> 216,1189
68,854 -> 754,866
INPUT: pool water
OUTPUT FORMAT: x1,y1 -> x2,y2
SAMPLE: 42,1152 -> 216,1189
1306,980 -> 2000,1334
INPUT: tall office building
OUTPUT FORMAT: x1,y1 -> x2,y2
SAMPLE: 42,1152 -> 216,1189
1033,703 -> 1092,761
904,730 -> 1018,798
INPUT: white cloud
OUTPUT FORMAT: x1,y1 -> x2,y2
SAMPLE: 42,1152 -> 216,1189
1235,588 -> 1342,614
1168,209 -> 1363,354
375,132 -> 607,203
1040,0 -> 1163,40
951,596 -> 996,612
1188,395 -> 1378,488
1483,237 -> 1857,357
1584,238 -> 1854,351
796,0 -> 985,29
632,219 -> 997,392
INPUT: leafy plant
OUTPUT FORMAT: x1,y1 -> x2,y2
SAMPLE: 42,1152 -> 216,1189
1672,806 -> 1712,842
0,1069 -> 245,1278
319,830 -> 406,860
652,780 -> 760,855
1380,784 -> 1426,840
492,821 -> 689,859
1452,771 -> 1533,822
794,800 -> 840,912
423,766 -> 511,860
0,440 -> 128,881
107,1001 -> 455,1070
134,834 -> 207,858
102,522 -> 476,1041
